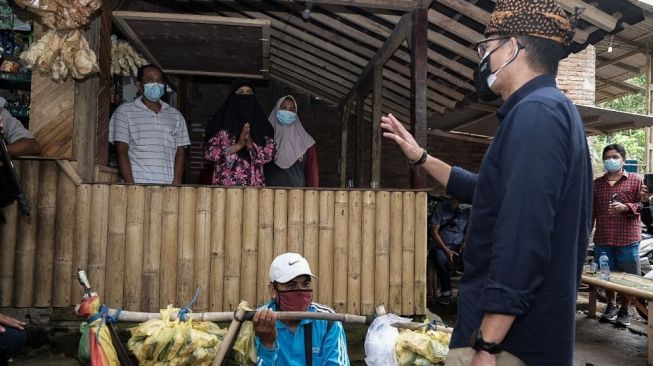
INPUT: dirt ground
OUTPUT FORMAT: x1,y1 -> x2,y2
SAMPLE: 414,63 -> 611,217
5,292 -> 650,365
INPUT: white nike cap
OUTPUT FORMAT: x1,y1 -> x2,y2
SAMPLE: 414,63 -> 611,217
269,252 -> 317,283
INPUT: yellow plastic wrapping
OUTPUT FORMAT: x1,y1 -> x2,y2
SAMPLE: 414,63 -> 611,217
395,325 -> 451,366
232,303 -> 257,365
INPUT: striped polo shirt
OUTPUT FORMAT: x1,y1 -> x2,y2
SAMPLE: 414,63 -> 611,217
109,97 -> 190,184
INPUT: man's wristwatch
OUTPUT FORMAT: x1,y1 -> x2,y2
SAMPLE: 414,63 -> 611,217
470,328 -> 503,354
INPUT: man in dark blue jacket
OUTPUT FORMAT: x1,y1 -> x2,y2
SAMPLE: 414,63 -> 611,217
382,0 -> 592,365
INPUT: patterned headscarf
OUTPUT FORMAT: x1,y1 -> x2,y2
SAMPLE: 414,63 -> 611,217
485,0 -> 580,49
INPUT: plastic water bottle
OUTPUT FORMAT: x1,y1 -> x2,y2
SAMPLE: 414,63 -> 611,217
599,253 -> 610,281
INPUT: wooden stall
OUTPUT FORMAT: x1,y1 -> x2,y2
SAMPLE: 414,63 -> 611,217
0,159 -> 427,316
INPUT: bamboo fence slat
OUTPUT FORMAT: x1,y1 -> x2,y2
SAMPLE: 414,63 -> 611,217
71,184 -> 92,302
177,187 -> 196,307
402,192 -> 415,315
287,190 -> 303,254
13,160 -> 40,307
374,191 -> 390,309
347,191 -> 362,315
194,187 -> 212,312
333,191 -> 349,313
240,188 -> 259,306
124,186 -> 146,311
360,191 -> 375,315
303,190 -> 319,298
210,188 -> 227,311
318,191 -> 335,306
273,190 -> 288,257
256,189 -> 274,305
160,187 -> 179,307
140,188 -> 152,305
52,170 -> 77,306
143,186 -> 163,312
87,185 -> 110,300
223,188 -> 243,311
0,160 -> 19,306
389,192 -> 403,314
34,161 -> 58,306
104,185 -> 127,308
414,192 -> 428,315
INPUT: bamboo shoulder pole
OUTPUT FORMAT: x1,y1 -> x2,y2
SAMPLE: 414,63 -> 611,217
194,187 -> 212,312
210,188 -> 227,311
402,192 -> 416,315
256,189 -> 274,305
360,191 -> 376,315
414,192 -> 428,315
104,185 -> 127,308
375,191 -> 390,310
88,184 -> 110,300
212,301 -> 249,366
14,160 -> 40,307
303,190 -> 320,298
333,191 -> 349,313
71,184 -> 92,302
287,189 -> 303,254
0,161 -> 19,306
143,186 -> 163,312
125,185 -> 146,311
240,188 -> 259,306
223,188 -> 243,311
34,161 -> 58,306
177,187 -> 197,307
160,187 -> 180,307
52,169 -> 77,307
347,191 -> 362,315
318,191 -> 335,306
389,192 -> 403,314
273,189 -> 288,257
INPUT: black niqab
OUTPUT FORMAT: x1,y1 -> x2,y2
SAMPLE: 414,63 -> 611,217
204,79 -> 274,160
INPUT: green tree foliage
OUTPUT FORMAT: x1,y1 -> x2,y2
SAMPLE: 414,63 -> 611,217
593,75 -> 647,173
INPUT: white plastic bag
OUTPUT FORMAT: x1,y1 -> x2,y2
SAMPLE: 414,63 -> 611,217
364,314 -> 412,366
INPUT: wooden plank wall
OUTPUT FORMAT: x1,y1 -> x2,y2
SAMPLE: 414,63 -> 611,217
0,159 -> 427,315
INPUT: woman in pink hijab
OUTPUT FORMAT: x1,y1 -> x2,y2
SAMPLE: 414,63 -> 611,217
264,95 -> 319,187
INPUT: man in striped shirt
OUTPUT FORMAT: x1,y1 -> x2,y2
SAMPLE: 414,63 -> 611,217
593,143 -> 642,326
109,65 -> 190,184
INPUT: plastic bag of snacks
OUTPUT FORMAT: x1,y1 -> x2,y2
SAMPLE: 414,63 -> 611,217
127,305 -> 226,366
395,323 -> 450,366
364,314 -> 413,366
15,0 -> 101,29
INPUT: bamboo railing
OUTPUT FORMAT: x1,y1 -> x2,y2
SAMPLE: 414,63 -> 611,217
0,159 -> 428,315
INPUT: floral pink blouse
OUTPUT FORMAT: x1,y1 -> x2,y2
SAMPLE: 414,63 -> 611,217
204,130 -> 277,187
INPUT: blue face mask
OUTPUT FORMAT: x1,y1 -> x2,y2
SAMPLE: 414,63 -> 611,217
276,110 -> 296,125
143,83 -> 165,102
603,158 -> 622,172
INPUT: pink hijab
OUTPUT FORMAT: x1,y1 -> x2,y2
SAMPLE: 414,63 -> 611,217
268,95 -> 315,169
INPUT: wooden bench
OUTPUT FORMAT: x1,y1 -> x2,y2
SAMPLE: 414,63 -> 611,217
582,271 -> 653,365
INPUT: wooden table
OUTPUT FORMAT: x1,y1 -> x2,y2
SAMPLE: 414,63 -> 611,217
582,271 -> 653,365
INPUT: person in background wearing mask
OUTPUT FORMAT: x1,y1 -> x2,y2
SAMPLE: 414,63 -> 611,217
252,252 -> 349,366
109,64 -> 190,184
202,79 -> 276,187
264,95 -> 319,187
593,143 -> 642,327
381,0 -> 591,365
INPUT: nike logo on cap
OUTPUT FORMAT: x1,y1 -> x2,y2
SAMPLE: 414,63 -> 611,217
289,260 -> 300,265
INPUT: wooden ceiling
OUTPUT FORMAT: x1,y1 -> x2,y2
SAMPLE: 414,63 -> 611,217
114,0 -> 646,124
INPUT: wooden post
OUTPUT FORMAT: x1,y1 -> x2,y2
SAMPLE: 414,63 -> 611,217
124,186 -> 146,311
52,170 -> 77,307
0,177 -> 18,305
347,191 -> 362,314
303,190 -> 320,297
143,187 -> 163,312
374,191 -> 390,309
177,187 -> 196,308
71,184 -> 92,302
648,302 -> 653,364
389,192 -> 403,314
355,93 -> 365,187
273,189 -> 288,257
339,104 -> 350,188
240,188 -> 259,306
194,187 -> 212,312
257,189 -> 274,305
371,64 -> 383,187
361,191 -> 376,314
224,188 -> 243,311
210,188 -> 227,311
333,191 -> 349,313
14,160 -> 40,307
410,8 -> 428,188
318,191 -> 335,306
34,162 -> 58,307
588,286 -> 597,318
104,185 -> 127,308
646,52 -> 653,173
160,187 -> 180,307
87,184 -> 110,300
414,192 -> 427,315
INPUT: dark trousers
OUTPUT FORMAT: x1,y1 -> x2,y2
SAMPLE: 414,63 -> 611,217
434,248 -> 453,293
0,327 -> 26,365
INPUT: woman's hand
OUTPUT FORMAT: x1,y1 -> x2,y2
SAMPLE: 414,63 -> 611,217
381,114 -> 423,162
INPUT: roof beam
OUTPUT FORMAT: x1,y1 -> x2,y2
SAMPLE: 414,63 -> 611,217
428,129 -> 492,144
596,76 -> 644,94
596,50 -> 641,69
283,0 -> 426,11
